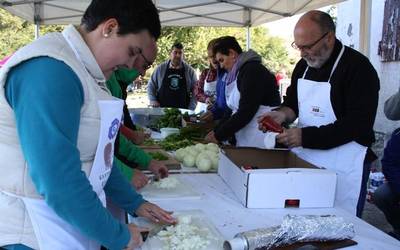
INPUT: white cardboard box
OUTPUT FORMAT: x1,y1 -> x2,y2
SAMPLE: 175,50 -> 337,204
218,147 -> 337,209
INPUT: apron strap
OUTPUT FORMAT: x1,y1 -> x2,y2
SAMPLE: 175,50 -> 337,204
328,45 -> 345,82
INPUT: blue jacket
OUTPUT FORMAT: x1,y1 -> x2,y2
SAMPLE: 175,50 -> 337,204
382,127 -> 400,195
210,68 -> 228,120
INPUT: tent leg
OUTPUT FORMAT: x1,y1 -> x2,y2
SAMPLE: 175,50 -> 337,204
246,26 -> 251,50
34,24 -> 40,39
359,0 -> 372,57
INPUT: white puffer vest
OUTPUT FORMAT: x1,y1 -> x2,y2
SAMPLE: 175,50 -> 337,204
0,25 -> 113,249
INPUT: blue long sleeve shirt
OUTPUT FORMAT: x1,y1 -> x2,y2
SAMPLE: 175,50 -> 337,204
5,57 -> 145,249
382,128 -> 400,195
210,68 -> 228,120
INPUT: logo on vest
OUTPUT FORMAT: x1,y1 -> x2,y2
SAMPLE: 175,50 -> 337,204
108,118 -> 120,140
310,106 -> 325,117
168,74 -> 182,91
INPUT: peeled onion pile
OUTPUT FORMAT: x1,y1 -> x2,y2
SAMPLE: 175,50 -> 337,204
175,143 -> 219,172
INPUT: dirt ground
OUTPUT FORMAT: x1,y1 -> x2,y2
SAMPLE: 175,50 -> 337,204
126,89 -> 149,108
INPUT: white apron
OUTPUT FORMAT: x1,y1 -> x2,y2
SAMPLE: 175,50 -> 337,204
195,70 -> 217,113
226,79 -> 274,148
6,30 -> 124,249
291,45 -> 367,215
6,100 -> 123,250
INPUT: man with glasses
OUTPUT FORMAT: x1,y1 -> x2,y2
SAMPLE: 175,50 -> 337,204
258,10 -> 380,217
147,42 -> 198,110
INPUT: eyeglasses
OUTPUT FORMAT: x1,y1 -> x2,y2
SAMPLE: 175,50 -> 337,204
291,32 -> 329,51
137,47 -> 153,70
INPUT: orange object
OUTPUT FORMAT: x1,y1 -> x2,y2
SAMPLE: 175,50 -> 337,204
261,116 -> 283,133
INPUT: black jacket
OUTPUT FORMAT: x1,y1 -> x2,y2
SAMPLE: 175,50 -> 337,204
214,50 -> 281,142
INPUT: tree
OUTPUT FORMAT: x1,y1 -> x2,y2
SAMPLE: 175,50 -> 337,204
0,8 -> 291,75
155,26 -> 291,74
0,9 -> 63,58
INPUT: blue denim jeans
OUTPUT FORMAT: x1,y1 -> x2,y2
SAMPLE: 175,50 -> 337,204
373,183 -> 400,236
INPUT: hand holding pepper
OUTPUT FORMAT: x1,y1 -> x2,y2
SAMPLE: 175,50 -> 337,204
258,115 -> 284,133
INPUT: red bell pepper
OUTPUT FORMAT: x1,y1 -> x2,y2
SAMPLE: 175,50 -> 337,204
260,116 -> 283,133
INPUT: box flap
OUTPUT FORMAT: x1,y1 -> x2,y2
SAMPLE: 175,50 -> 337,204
221,147 -> 317,169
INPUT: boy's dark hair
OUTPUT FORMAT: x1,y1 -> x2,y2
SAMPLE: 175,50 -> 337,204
81,0 -> 161,40
171,42 -> 184,51
212,36 -> 242,56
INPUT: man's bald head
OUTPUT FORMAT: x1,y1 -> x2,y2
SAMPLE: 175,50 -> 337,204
296,10 -> 336,35
293,10 -> 336,68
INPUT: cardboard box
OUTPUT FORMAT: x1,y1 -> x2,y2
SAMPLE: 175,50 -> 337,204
218,147 -> 337,209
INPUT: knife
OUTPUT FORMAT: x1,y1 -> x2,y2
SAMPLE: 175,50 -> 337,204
146,174 -> 160,184
147,223 -> 169,238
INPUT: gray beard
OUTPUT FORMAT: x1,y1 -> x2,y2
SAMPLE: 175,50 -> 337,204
304,44 -> 332,68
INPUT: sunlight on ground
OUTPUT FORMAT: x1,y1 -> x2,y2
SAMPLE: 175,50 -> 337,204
126,90 -> 149,109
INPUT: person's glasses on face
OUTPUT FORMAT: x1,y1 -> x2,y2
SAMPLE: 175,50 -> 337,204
291,32 -> 329,51
137,47 -> 153,71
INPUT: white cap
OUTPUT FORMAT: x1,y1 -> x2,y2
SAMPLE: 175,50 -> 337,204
223,237 -> 247,250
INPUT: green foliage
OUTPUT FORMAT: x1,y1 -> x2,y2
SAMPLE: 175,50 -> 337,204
155,26 -> 291,73
0,9 -> 64,58
327,5 -> 337,25
0,8 -> 291,74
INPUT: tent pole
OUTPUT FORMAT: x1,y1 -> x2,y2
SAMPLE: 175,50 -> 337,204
246,26 -> 251,50
359,0 -> 372,57
34,24 -> 40,39
34,1 -> 41,39
245,7 -> 251,50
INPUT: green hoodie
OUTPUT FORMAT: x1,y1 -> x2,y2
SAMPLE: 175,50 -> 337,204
107,68 -> 152,180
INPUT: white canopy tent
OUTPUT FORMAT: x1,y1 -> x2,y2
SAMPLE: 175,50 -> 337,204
1,0 -> 345,26
1,0 -> 346,48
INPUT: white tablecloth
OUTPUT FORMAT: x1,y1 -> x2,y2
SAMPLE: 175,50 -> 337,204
150,173 -> 400,250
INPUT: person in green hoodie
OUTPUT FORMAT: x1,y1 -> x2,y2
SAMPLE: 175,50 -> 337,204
107,66 -> 168,189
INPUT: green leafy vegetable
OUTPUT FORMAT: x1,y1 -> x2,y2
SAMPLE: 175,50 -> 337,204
148,151 -> 169,161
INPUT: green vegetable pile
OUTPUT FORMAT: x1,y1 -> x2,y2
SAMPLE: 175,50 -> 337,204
158,133 -> 195,151
179,126 -> 208,141
154,108 -> 182,129
148,151 -> 169,161
142,138 -> 156,146
142,122 -> 210,151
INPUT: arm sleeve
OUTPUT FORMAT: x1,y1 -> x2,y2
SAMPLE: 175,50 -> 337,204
5,57 -> 130,249
188,67 -> 198,110
147,68 -> 159,102
214,64 -> 272,141
210,72 -> 227,120
118,134 -> 152,168
194,69 -> 208,103
381,129 -> 400,195
114,157 -> 134,181
384,87 -> 400,121
281,62 -> 304,116
105,162 -> 146,215
302,60 -> 380,149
